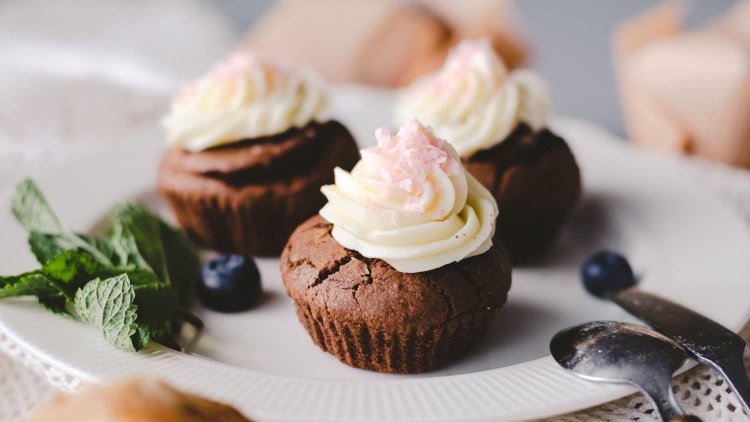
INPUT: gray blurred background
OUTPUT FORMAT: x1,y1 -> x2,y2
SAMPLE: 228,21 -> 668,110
213,0 -> 736,135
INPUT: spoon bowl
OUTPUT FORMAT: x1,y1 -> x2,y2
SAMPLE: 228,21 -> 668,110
551,321 -> 696,421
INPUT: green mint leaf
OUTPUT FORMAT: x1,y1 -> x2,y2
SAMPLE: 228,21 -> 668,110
124,268 -> 162,287
108,223 -> 151,271
74,274 -> 138,351
159,220 -> 200,302
41,250 -> 103,297
0,273 -> 59,298
28,232 -> 66,265
11,180 -> 112,265
39,250 -> 161,297
77,234 -> 117,263
11,179 -> 65,235
108,204 -> 168,281
6,180 -> 203,353
131,325 -> 156,351
2,248 -> 162,298
37,293 -> 71,316
133,283 -> 178,332
0,272 -> 70,315
0,271 -> 30,288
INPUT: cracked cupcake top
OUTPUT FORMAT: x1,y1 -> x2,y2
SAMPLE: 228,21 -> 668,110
163,51 -> 328,152
319,120 -> 498,273
394,38 -> 551,158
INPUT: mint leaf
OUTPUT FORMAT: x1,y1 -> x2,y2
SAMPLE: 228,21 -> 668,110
124,268 -> 162,287
37,293 -> 70,316
39,250 -> 163,298
108,204 -> 168,281
74,274 -> 138,351
28,232 -> 65,265
108,221 -> 152,272
1,249 -> 160,300
5,179 -> 203,352
0,273 -> 70,315
11,179 -> 65,235
0,273 -> 59,298
109,211 -> 200,302
42,250 -> 100,285
11,180 -> 112,265
77,234 -> 117,263
132,325 -> 157,351
159,220 -> 200,302
0,271 -> 30,287
133,283 -> 178,331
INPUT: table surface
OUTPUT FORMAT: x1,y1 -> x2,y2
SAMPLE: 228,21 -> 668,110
212,0 -> 736,136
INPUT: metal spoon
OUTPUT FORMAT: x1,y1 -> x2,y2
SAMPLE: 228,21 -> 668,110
550,321 -> 701,422
581,250 -> 750,414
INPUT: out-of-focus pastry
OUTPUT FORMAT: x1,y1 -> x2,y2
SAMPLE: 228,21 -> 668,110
26,377 -> 251,422
613,1 -> 750,168
242,0 -> 527,87
395,39 -> 581,261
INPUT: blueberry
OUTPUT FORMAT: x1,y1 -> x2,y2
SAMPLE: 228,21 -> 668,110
581,250 -> 636,298
198,254 -> 261,312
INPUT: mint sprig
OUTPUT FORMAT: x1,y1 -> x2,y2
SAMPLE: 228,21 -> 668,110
2,179 -> 201,352
12,180 -> 112,265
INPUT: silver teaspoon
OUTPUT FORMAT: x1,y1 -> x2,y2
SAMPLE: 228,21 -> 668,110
581,250 -> 750,414
550,321 -> 701,422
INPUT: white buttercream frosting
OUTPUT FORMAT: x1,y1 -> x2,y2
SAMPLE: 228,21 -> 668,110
395,38 -> 551,157
320,120 -> 498,273
163,51 -> 327,152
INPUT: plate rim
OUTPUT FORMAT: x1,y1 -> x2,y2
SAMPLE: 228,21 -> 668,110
1,111 -> 749,421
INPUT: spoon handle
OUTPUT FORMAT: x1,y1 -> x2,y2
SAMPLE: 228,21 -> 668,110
713,351 -> 750,415
610,287 -> 750,414
637,376 -> 685,422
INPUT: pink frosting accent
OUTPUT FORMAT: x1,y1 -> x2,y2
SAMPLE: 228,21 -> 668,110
365,120 -> 461,212
211,52 -> 257,79
175,51 -> 288,103
422,39 -> 507,94
447,39 -> 493,71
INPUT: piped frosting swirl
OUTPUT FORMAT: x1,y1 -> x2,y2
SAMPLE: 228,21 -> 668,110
163,51 -> 327,152
320,120 -> 498,273
395,38 -> 551,157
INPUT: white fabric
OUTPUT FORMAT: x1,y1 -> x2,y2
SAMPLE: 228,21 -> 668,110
0,352 -> 51,422
1,1 -> 750,421
0,0 -> 237,188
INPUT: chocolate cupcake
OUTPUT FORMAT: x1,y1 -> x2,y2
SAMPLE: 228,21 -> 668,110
158,52 -> 359,256
281,121 -> 512,373
395,39 -> 581,261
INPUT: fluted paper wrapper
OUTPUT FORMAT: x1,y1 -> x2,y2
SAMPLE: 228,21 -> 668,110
613,1 -> 750,168
294,302 -> 495,374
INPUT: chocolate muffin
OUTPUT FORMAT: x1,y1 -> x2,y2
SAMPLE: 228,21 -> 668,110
282,120 -> 512,373
463,124 -> 580,261
158,51 -> 359,256
158,121 -> 358,256
395,38 -> 581,261
282,215 -> 511,373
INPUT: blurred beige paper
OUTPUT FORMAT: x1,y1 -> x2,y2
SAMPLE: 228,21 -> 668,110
613,0 -> 750,168
242,0 -> 527,87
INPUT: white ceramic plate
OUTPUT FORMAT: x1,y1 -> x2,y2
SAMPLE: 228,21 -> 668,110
1,86 -> 750,421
